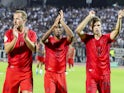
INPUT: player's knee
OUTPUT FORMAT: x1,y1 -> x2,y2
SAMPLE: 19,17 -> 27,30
22,90 -> 32,93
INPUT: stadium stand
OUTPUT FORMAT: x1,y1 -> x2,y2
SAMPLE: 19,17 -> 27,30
0,5 -> 124,64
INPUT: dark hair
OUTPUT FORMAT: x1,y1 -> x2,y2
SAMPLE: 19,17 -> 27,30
89,16 -> 101,29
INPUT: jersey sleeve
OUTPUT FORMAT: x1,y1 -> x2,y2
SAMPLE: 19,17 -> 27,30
105,33 -> 113,43
29,30 -> 37,43
82,34 -> 92,44
4,30 -> 12,43
65,37 -> 71,45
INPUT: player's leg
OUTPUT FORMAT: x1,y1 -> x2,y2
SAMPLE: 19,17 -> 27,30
56,72 -> 67,93
86,75 -> 97,93
98,74 -> 110,93
44,71 -> 56,93
39,56 -> 45,75
20,78 -> 33,93
21,91 -> 32,93
36,63 -> 39,74
39,62 -> 43,75
68,58 -> 74,71
3,68 -> 20,93
36,59 -> 40,74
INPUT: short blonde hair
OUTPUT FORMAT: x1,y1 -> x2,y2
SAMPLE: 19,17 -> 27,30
15,10 -> 27,20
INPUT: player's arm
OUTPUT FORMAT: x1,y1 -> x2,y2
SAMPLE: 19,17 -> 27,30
4,37 -> 17,54
35,42 -> 38,52
41,15 -> 60,43
4,26 -> 18,54
39,41 -> 45,55
75,10 -> 95,40
42,48 -> 45,55
59,10 -> 74,42
24,27 -> 36,52
110,9 -> 124,40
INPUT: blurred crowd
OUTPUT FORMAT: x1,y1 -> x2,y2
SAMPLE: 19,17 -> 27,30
0,6 -> 124,49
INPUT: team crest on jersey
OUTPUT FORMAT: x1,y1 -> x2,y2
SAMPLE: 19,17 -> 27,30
4,36 -> 8,42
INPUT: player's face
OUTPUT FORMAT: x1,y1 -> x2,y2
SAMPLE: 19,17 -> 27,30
53,24 -> 63,38
13,13 -> 25,28
92,21 -> 102,35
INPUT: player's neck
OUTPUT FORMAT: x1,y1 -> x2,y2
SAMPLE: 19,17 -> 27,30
54,35 -> 62,40
94,33 -> 102,40
17,25 -> 25,33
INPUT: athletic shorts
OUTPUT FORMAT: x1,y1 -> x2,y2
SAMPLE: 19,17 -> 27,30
44,71 -> 67,93
36,56 -> 45,63
68,58 -> 74,65
86,73 -> 110,93
3,67 -> 33,93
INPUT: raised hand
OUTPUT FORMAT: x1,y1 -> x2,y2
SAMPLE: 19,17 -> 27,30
24,27 -> 29,39
88,10 -> 96,18
53,15 -> 60,28
13,25 -> 18,38
118,9 -> 124,19
59,10 -> 64,22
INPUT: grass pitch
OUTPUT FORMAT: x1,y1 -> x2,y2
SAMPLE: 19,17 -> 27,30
0,62 -> 124,93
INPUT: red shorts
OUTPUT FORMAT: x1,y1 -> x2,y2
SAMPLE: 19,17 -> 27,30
36,56 -> 45,63
68,58 -> 74,64
44,71 -> 67,93
3,67 -> 33,93
86,73 -> 110,93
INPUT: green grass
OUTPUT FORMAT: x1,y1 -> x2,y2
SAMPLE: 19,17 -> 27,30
0,62 -> 124,93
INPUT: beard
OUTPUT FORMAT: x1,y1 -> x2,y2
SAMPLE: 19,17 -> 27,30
56,34 -> 60,38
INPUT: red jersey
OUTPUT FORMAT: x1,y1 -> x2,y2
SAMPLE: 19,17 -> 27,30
4,29 -> 37,71
82,34 -> 113,76
44,37 -> 70,73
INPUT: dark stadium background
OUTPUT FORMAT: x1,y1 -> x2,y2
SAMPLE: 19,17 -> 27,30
0,0 -> 124,64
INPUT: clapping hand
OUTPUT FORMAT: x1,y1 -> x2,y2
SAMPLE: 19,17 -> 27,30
13,25 -> 18,38
53,14 -> 60,28
59,10 -> 64,22
24,27 -> 29,39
